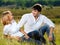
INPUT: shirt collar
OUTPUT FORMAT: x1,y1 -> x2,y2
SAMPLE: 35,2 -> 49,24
31,13 -> 41,21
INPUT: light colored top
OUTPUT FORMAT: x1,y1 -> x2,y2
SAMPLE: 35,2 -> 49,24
17,13 -> 55,33
3,20 -> 24,37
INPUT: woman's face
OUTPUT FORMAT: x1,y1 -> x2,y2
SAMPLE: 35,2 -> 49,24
8,14 -> 13,21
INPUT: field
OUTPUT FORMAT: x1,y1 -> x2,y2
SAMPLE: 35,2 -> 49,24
0,19 -> 60,45
0,6 -> 60,45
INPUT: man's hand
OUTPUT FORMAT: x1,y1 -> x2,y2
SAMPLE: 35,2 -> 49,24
20,28 -> 30,39
48,27 -> 54,41
48,34 -> 53,41
24,35 -> 29,39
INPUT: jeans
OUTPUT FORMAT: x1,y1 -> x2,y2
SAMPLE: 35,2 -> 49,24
27,30 -> 46,45
21,35 -> 42,45
39,24 -> 56,45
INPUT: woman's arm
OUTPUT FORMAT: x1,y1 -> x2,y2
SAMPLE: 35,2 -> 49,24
4,35 -> 8,38
4,35 -> 11,39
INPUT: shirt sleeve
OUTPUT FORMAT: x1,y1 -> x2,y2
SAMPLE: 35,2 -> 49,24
43,16 -> 55,28
17,14 -> 28,30
3,27 -> 8,35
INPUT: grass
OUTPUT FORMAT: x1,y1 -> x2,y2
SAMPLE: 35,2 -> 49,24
0,6 -> 60,45
0,18 -> 60,45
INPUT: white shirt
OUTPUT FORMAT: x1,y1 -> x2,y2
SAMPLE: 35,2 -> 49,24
17,13 -> 55,33
3,20 -> 24,37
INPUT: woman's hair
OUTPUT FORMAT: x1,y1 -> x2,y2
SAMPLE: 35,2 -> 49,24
1,11 -> 11,25
1,16 -> 8,25
2,10 -> 12,17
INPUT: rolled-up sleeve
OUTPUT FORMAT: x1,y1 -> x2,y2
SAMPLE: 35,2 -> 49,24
3,27 -> 8,35
43,16 -> 55,28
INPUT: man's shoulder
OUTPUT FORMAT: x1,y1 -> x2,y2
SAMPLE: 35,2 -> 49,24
40,14 -> 46,18
22,13 -> 32,17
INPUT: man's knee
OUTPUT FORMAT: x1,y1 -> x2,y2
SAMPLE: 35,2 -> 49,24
43,24 -> 50,29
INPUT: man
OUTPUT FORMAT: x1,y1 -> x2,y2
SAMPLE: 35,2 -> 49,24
17,4 -> 56,45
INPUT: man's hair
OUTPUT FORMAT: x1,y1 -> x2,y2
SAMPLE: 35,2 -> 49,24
32,4 -> 42,12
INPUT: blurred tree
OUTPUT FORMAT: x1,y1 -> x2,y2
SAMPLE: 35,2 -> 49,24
0,0 -> 60,7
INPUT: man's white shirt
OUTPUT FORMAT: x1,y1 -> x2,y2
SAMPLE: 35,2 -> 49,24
3,20 -> 24,37
17,13 -> 55,33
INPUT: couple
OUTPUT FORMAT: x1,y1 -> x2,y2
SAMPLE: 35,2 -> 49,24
2,4 -> 56,45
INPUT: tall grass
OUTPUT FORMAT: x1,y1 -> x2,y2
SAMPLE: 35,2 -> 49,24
0,6 -> 60,45
0,6 -> 60,24
0,19 -> 60,45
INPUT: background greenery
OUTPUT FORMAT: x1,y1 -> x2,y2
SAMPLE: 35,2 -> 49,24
0,0 -> 60,7
0,0 -> 60,45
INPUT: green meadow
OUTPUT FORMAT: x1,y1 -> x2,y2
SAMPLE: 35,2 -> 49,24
0,6 -> 60,45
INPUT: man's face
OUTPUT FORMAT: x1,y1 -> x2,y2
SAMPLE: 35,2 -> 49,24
32,9 -> 40,17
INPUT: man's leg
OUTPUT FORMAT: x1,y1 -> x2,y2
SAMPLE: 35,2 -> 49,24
39,25 -> 47,44
45,25 -> 56,45
39,24 -> 56,45
20,30 -> 42,45
28,30 -> 45,45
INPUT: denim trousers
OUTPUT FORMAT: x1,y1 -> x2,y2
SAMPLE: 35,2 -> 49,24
39,24 -> 55,45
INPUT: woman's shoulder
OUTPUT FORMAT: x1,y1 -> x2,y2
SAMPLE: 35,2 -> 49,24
3,24 -> 11,31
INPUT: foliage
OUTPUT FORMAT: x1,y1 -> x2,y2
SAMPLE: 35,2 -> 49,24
0,0 -> 60,7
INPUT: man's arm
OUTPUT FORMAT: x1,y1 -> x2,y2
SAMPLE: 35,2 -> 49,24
44,16 -> 55,41
50,27 -> 54,35
20,28 -> 29,39
17,15 -> 29,39
17,15 -> 27,30
43,16 -> 55,28
49,27 -> 54,41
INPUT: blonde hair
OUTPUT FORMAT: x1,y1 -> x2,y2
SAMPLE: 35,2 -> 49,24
2,10 -> 12,17
1,13 -> 10,25
1,11 -> 12,25
1,16 -> 8,25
